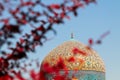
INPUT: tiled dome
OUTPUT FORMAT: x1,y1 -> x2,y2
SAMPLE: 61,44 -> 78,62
40,40 -> 106,80
41,40 -> 105,72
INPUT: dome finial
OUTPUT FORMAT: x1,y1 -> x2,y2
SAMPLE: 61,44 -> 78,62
71,33 -> 74,39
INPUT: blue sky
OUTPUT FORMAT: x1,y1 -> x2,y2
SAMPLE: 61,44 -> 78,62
0,0 -> 120,80
35,0 -> 120,80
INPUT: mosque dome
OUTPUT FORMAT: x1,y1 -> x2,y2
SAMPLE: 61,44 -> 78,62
40,40 -> 105,80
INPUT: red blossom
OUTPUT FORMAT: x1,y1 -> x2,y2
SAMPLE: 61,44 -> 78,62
0,74 -> 13,80
14,72 -> 25,80
9,8 -> 20,15
49,4 -> 61,9
34,35 -> 41,41
0,18 -> 9,24
42,62 -> 54,73
55,57 -> 66,70
84,0 -> 96,4
30,70 -> 39,80
68,57 -> 75,62
39,71 -> 46,80
72,48 -> 87,56
88,38 -> 93,45
60,12 -> 70,19
53,75 -> 67,80
36,26 -> 45,32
